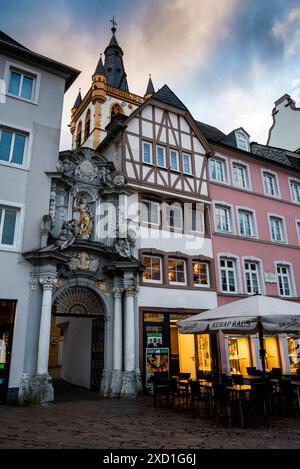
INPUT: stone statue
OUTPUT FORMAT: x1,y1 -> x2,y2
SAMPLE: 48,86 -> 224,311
74,194 -> 93,239
99,166 -> 113,187
55,219 -> 77,250
113,238 -> 132,258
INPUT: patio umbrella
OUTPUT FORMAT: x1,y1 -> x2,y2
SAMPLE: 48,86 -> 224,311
177,295 -> 300,375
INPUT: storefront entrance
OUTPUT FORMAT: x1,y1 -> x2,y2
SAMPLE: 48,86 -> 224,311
0,300 -> 16,403
143,311 -> 212,392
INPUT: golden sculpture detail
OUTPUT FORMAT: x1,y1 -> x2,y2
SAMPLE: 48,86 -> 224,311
75,252 -> 91,270
74,194 -> 93,239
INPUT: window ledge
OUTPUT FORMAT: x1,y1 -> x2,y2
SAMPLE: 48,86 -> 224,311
0,160 -> 30,172
6,93 -> 38,106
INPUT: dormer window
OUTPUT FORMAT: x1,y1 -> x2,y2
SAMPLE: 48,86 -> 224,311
236,131 -> 249,151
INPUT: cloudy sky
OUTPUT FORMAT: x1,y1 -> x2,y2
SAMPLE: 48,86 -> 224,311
2,0 -> 300,149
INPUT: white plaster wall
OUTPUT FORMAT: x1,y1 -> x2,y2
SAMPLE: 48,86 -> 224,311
139,287 -> 217,310
268,103 -> 300,151
60,318 -> 92,389
0,53 -> 67,392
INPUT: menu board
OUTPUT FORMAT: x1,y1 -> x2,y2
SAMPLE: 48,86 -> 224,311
145,347 -> 169,393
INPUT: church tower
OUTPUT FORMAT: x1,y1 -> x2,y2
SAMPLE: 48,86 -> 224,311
70,18 -> 149,150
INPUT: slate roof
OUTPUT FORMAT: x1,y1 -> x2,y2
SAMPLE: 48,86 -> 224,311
151,85 -> 189,112
196,121 -> 226,142
0,30 -> 80,91
72,90 -> 82,109
251,143 -> 300,171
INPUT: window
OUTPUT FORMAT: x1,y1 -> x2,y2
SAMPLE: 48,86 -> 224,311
8,68 -> 35,101
220,258 -> 237,293
193,262 -> 210,287
182,153 -> 192,175
142,255 -> 162,283
210,158 -> 226,182
232,163 -> 249,189
156,146 -> 166,168
236,131 -> 249,151
290,181 -> 300,204
215,205 -> 231,232
270,216 -> 285,242
238,210 -> 254,236
168,204 -> 182,229
228,337 -> 251,375
191,203 -> 204,232
168,258 -> 186,284
141,200 -> 159,225
263,172 -> 278,196
170,150 -> 179,171
244,261 -> 260,294
0,206 -> 18,247
84,111 -> 91,140
277,264 -> 293,297
0,127 -> 27,166
143,142 -> 152,164
296,221 -> 300,244
76,122 -> 82,148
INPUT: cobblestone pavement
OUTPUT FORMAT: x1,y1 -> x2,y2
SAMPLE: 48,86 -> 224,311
1,396 -> 300,449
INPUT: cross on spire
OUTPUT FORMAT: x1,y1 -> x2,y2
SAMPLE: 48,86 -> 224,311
110,16 -> 117,34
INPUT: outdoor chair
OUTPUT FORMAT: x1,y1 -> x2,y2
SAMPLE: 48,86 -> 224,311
177,372 -> 191,380
169,378 -> 190,410
189,380 -> 209,417
219,373 -> 232,386
231,374 -> 244,386
212,383 -> 232,427
152,374 -> 170,408
243,382 -> 270,427
278,379 -> 299,417
246,367 -> 257,375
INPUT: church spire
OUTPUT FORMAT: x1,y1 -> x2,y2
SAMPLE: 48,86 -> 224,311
104,17 -> 129,91
72,88 -> 82,109
94,53 -> 105,76
144,75 -> 155,99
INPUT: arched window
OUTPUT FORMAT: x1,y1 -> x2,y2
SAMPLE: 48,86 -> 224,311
236,131 -> 249,151
76,121 -> 82,148
84,111 -> 91,141
110,103 -> 123,120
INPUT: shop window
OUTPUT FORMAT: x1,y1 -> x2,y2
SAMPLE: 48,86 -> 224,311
264,337 -> 281,372
196,334 -> 212,372
228,336 -> 251,375
287,336 -> 300,374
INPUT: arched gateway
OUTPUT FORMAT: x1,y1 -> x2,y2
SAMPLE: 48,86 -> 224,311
51,286 -> 105,394
19,147 -> 142,405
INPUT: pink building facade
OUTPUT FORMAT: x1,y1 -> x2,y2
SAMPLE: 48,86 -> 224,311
206,130 -> 300,375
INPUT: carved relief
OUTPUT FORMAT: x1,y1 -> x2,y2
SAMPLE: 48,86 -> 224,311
67,252 -> 99,271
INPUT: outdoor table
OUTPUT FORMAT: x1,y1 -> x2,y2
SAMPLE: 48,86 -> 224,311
291,381 -> 300,410
226,385 -> 251,428
243,375 -> 264,383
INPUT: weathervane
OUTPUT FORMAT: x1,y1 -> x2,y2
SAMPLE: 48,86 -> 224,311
110,16 -> 117,34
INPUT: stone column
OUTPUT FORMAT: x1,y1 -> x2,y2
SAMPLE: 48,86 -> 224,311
110,283 -> 123,397
121,283 -> 137,397
37,276 -> 57,375
28,275 -> 57,405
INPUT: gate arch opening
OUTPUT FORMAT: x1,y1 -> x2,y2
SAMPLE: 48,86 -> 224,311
49,286 -> 105,396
